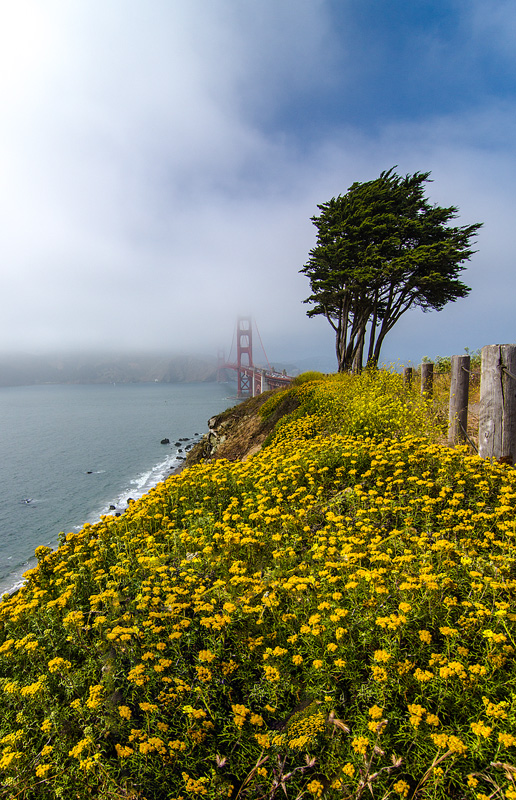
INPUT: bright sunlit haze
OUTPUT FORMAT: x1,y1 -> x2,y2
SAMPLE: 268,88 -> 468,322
1,0 -> 514,370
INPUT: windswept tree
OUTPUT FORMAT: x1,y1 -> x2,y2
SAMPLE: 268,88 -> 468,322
301,168 -> 482,372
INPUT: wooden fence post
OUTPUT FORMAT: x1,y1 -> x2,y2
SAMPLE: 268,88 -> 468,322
403,367 -> 413,386
421,362 -> 434,397
448,355 -> 470,446
479,344 -> 516,463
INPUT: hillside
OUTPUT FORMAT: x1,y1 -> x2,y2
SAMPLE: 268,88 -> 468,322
1,371 -> 515,800
182,388 -> 300,467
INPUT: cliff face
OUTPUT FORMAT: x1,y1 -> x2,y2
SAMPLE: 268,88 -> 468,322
183,387 -> 299,467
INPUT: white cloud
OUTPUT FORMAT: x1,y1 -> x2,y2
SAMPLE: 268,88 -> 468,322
0,0 -> 515,369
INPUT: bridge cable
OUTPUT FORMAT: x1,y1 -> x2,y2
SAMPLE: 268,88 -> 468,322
227,324 -> 236,366
254,319 -> 272,372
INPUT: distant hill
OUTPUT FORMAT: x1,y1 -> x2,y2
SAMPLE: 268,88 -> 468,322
0,353 -> 219,387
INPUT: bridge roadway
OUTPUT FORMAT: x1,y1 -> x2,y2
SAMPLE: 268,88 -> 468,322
219,362 -> 292,397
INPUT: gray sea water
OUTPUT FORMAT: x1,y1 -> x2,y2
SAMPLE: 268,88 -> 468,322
0,381 -> 236,595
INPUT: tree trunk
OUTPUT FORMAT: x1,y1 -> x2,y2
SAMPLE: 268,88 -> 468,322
336,334 -> 345,372
371,328 -> 388,367
366,290 -> 379,365
353,333 -> 364,373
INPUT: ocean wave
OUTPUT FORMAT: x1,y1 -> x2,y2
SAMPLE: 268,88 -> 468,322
101,451 -> 182,515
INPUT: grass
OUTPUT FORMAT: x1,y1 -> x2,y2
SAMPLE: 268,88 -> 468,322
0,370 -> 515,799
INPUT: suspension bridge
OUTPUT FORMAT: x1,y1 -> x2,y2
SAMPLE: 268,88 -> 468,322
217,317 -> 293,398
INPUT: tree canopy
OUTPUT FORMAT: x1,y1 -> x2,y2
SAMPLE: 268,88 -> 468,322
300,168 -> 482,372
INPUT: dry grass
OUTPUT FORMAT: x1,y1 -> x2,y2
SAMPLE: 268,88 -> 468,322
415,370 -> 481,452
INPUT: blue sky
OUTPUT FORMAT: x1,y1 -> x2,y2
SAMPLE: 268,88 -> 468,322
0,0 -> 515,369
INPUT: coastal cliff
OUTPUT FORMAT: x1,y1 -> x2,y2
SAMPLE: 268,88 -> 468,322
183,388 -> 300,467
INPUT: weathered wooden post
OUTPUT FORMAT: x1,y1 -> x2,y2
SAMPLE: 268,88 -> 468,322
403,367 -> 413,386
421,362 -> 434,397
479,344 -> 516,463
448,355 -> 470,445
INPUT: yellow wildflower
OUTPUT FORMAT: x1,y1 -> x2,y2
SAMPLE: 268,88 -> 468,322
352,736 -> 369,755
470,721 -> 492,738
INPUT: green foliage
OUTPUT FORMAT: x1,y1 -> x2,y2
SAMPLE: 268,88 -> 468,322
301,168 -> 482,372
265,369 -> 443,447
0,372 -> 515,800
291,371 -> 327,386
428,349 -> 482,375
434,355 -> 452,374
464,348 -> 482,370
259,387 -> 294,421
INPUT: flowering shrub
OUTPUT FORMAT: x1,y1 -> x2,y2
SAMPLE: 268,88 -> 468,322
261,369 -> 443,444
0,372 -> 515,798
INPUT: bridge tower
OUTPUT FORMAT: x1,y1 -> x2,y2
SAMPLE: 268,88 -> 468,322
237,316 -> 253,397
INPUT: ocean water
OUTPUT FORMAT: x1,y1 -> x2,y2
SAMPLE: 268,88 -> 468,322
0,381 -> 236,595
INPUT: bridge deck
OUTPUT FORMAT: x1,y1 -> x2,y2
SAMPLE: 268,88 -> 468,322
218,362 -> 292,397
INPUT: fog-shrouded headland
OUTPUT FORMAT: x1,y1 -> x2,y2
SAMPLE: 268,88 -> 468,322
0,351 -> 332,387
0,352 -> 220,387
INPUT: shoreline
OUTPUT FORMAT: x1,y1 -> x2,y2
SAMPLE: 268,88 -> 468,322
1,432 -> 205,598
0,381 -> 239,600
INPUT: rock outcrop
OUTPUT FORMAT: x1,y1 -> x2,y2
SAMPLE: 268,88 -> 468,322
183,388 -> 300,467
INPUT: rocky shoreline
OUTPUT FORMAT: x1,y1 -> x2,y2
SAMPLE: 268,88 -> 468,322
178,386 -> 300,470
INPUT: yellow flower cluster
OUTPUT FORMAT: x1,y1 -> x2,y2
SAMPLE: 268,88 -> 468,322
285,706 -> 326,751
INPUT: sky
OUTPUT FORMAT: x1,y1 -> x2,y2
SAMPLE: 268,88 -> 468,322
1,0 -> 515,370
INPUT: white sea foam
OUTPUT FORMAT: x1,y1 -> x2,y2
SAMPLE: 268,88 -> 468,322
2,448 -> 190,595
101,451 -> 184,514
94,436 -> 203,520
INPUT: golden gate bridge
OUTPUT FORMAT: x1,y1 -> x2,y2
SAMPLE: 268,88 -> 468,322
217,317 -> 293,398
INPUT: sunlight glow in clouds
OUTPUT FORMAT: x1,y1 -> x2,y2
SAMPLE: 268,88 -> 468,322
0,0 -> 514,368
